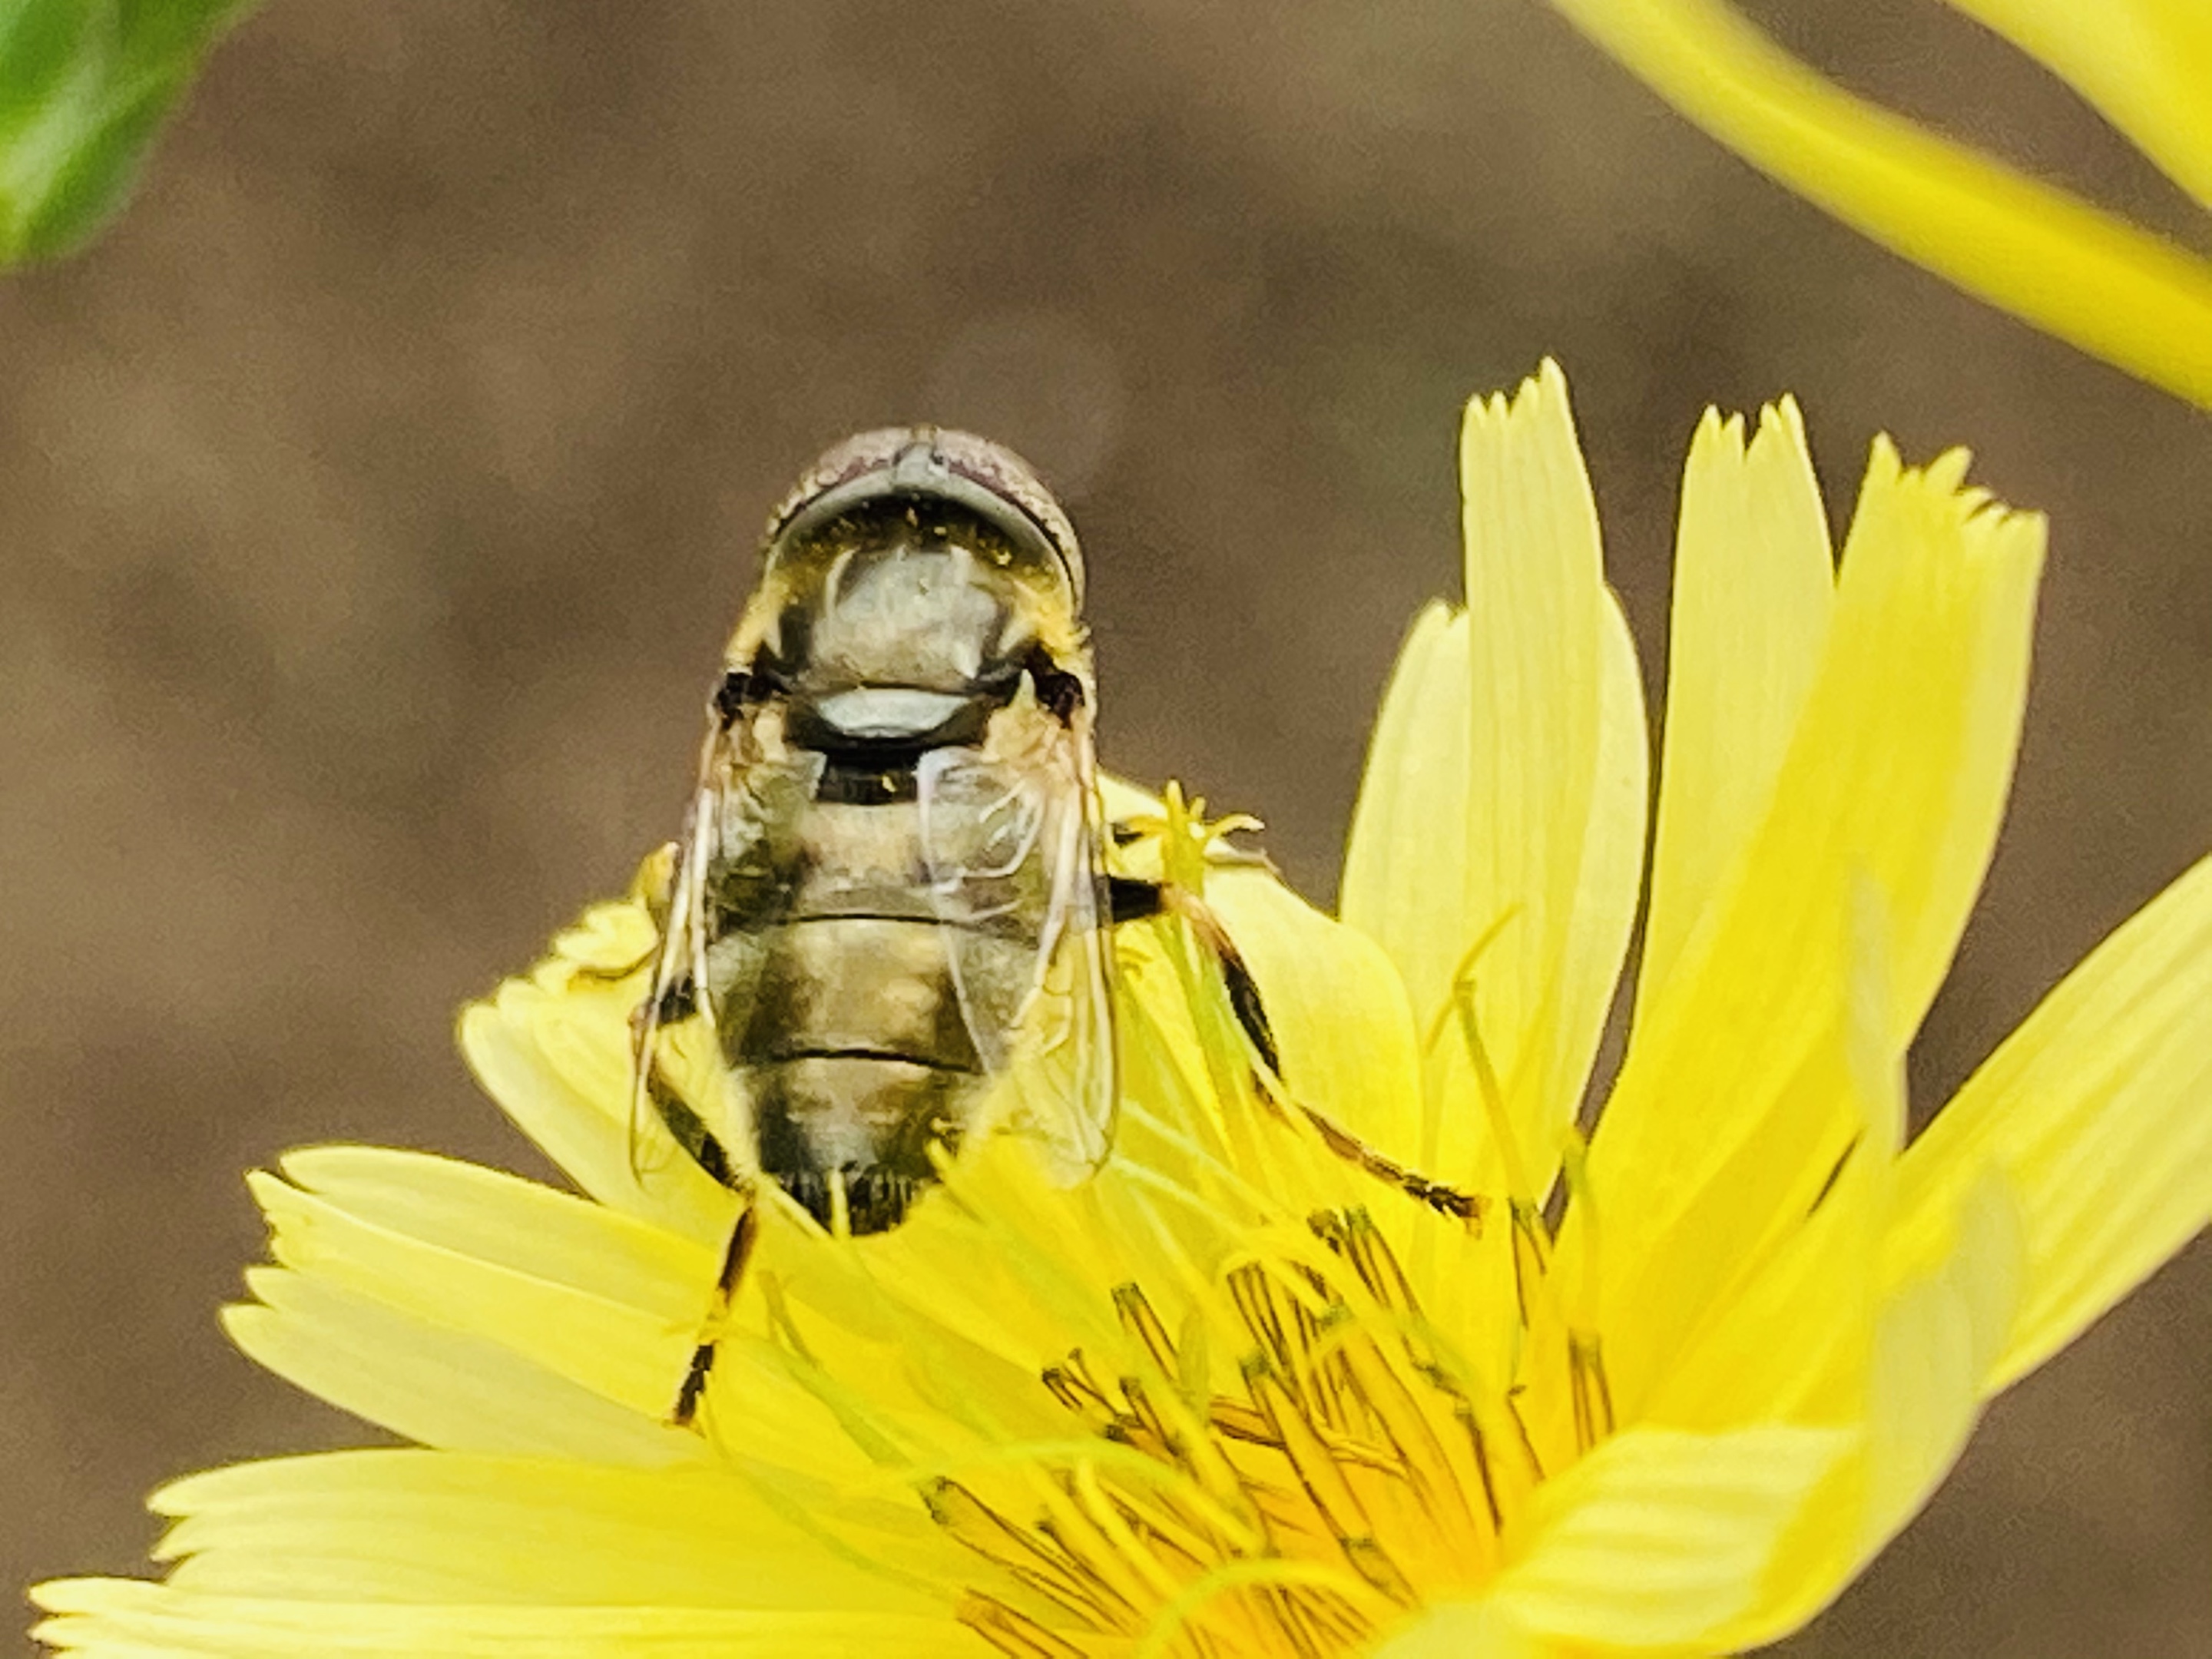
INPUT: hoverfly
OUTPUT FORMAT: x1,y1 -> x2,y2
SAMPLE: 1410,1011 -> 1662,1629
633,427 -> 1479,1425
632,428 -> 1118,1419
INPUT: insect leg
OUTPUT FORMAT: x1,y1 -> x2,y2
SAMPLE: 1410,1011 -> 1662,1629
1108,875 -> 1279,1076
1111,875 -> 1485,1227
633,1055 -> 760,1428
672,1186 -> 759,1428
642,1056 -> 733,1186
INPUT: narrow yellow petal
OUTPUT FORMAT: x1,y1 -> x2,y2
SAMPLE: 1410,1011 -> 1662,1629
1488,1423 -> 1850,1648
1454,362 -> 1618,1190
224,1270 -> 707,1467
1595,442 -> 2043,1285
1346,365 -> 1638,1197
1339,601 -> 1469,1014
1888,849 -> 2212,1390
1205,863 -> 1430,1166
150,1450 -> 954,1608
1634,1109 -> 1884,1432
250,1154 -> 712,1420
459,945 -> 735,1247
277,1145 -> 714,1322
1342,602 -> 1481,1179
1593,874 -> 1902,1424
32,1581 -> 976,1659
1942,0 -> 2212,207
1550,591 -> 1649,1138
1858,1175 -> 2020,1540
1369,1598 -> 1546,1659
1714,1174 -> 2022,1649
1543,0 -> 2212,409
1638,399 -> 1833,1021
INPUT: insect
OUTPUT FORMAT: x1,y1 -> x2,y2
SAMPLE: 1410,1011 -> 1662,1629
631,428 -> 1118,1419
633,426 -> 1481,1425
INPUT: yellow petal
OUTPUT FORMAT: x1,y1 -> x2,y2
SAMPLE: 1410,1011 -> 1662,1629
1488,1423 -> 1850,1648
224,1270 -> 706,1466
1369,1598 -> 1547,1659
149,1450 -> 955,1608
1858,1174 -> 2020,1541
1887,849 -> 2212,1390
249,1151 -> 713,1422
276,1145 -> 714,1321
1594,442 -> 2042,1284
1941,0 -> 2212,208
1637,399 -> 1833,1021
1716,1173 -> 2022,1649
1634,1101 -> 1885,1432
1452,363 -> 1621,1190
1209,855 -> 1432,1169
458,907 -> 736,1248
1552,591 -> 1648,1137
1340,602 -> 1463,989
1541,0 -> 2212,410
32,1581 -> 974,1659
1342,603 -> 1482,1178
1593,873 -> 1903,1423
1344,363 -> 1641,1197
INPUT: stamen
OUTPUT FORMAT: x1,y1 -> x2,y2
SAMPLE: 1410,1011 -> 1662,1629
1289,1584 -> 1375,1654
1087,1455 -> 1220,1571
1455,1401 -> 1506,1532
1071,1462 -> 1190,1604
1043,1367 -> 1103,1423
1502,1386 -> 1546,1483
1243,1361 -> 1415,1606
1122,1368 -> 1272,1547
1132,1560 -> 1388,1659
1568,1333 -> 1616,1450
1316,1211 -> 1402,1312
1044,1360 -> 1118,1425
1205,1398 -> 1402,1473
1263,1585 -> 1333,1659
1227,1265 -> 1310,1416
1291,1297 -> 1347,1432
1507,1201 -> 1550,1330
1034,1477 -> 1164,1625
1205,1399 -> 1274,1445
1330,1326 -> 1488,1561
1114,1283 -> 1183,1379
926,1479 -> 1128,1629
1114,1376 -> 1180,1459
958,1592 -> 1090,1659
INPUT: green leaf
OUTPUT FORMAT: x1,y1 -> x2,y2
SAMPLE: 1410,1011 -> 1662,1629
0,0 -> 258,267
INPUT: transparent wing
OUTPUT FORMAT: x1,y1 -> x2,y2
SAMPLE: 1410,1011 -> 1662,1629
627,733 -> 813,1193
627,767 -> 722,1189
917,725 -> 1118,1184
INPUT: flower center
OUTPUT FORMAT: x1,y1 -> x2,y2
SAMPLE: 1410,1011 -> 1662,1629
932,1207 -> 1613,1658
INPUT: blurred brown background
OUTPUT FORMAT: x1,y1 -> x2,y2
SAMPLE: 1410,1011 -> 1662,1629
2,2 -> 2207,1653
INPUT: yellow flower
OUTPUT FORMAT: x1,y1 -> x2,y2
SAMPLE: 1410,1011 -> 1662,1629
1542,0 -> 2212,410
33,363 -> 2212,1657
